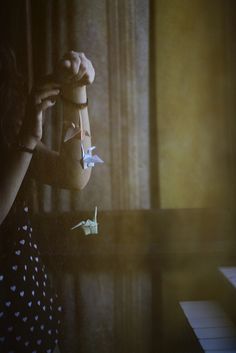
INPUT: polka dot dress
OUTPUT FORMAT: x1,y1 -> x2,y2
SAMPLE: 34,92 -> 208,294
0,204 -> 62,353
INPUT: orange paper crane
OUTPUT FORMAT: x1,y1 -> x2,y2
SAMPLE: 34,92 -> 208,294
64,110 -> 90,142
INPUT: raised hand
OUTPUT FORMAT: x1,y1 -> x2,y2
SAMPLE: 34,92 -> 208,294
57,51 -> 95,87
20,82 -> 60,148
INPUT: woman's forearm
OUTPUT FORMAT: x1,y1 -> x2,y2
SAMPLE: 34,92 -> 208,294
60,85 -> 92,189
28,51 -> 96,190
0,81 -> 60,225
30,86 -> 93,190
0,139 -> 36,225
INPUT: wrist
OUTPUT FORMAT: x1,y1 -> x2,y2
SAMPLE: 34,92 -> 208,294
61,96 -> 88,110
18,134 -> 38,151
75,85 -> 87,102
61,85 -> 87,104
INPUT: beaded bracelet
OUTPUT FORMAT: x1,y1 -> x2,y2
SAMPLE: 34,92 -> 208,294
61,95 -> 88,109
15,142 -> 35,154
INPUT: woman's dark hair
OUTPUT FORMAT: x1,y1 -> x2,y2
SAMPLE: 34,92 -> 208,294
0,43 -> 26,147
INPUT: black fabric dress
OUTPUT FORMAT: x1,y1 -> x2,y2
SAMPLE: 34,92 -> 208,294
0,196 -> 62,353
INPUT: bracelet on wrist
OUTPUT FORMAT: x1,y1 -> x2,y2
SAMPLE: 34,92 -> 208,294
61,95 -> 88,109
14,141 -> 35,154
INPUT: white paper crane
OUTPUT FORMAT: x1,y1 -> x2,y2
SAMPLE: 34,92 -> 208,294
81,143 -> 104,169
71,207 -> 98,235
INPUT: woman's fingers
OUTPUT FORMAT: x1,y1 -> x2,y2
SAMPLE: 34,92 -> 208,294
61,51 -> 80,76
78,73 -> 90,86
73,65 -> 87,82
79,55 -> 95,84
71,55 -> 81,75
59,51 -> 95,85
37,99 -> 56,113
63,59 -> 71,69
34,88 -> 60,104
71,58 -> 95,85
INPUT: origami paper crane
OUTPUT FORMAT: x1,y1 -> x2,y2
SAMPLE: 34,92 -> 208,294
64,122 -> 90,142
71,207 -> 98,235
64,111 -> 90,142
81,143 -> 104,169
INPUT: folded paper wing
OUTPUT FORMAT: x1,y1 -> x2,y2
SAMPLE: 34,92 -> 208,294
71,207 -> 98,235
64,125 -> 90,142
64,111 -> 90,142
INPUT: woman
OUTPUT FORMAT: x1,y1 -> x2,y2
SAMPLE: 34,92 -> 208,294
0,45 -> 95,353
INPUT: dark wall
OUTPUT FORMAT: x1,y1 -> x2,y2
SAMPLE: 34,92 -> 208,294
0,1 -> 28,79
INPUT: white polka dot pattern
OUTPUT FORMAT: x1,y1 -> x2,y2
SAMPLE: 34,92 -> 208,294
0,204 -> 61,352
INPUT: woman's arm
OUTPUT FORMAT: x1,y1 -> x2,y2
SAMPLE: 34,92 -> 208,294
30,52 -> 95,190
31,86 -> 92,190
0,137 -> 36,225
0,85 -> 60,225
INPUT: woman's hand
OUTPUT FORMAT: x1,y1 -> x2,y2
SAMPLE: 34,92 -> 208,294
20,82 -> 60,148
57,51 -> 95,87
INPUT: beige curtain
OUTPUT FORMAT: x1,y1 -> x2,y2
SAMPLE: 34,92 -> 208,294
29,0 -> 150,213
